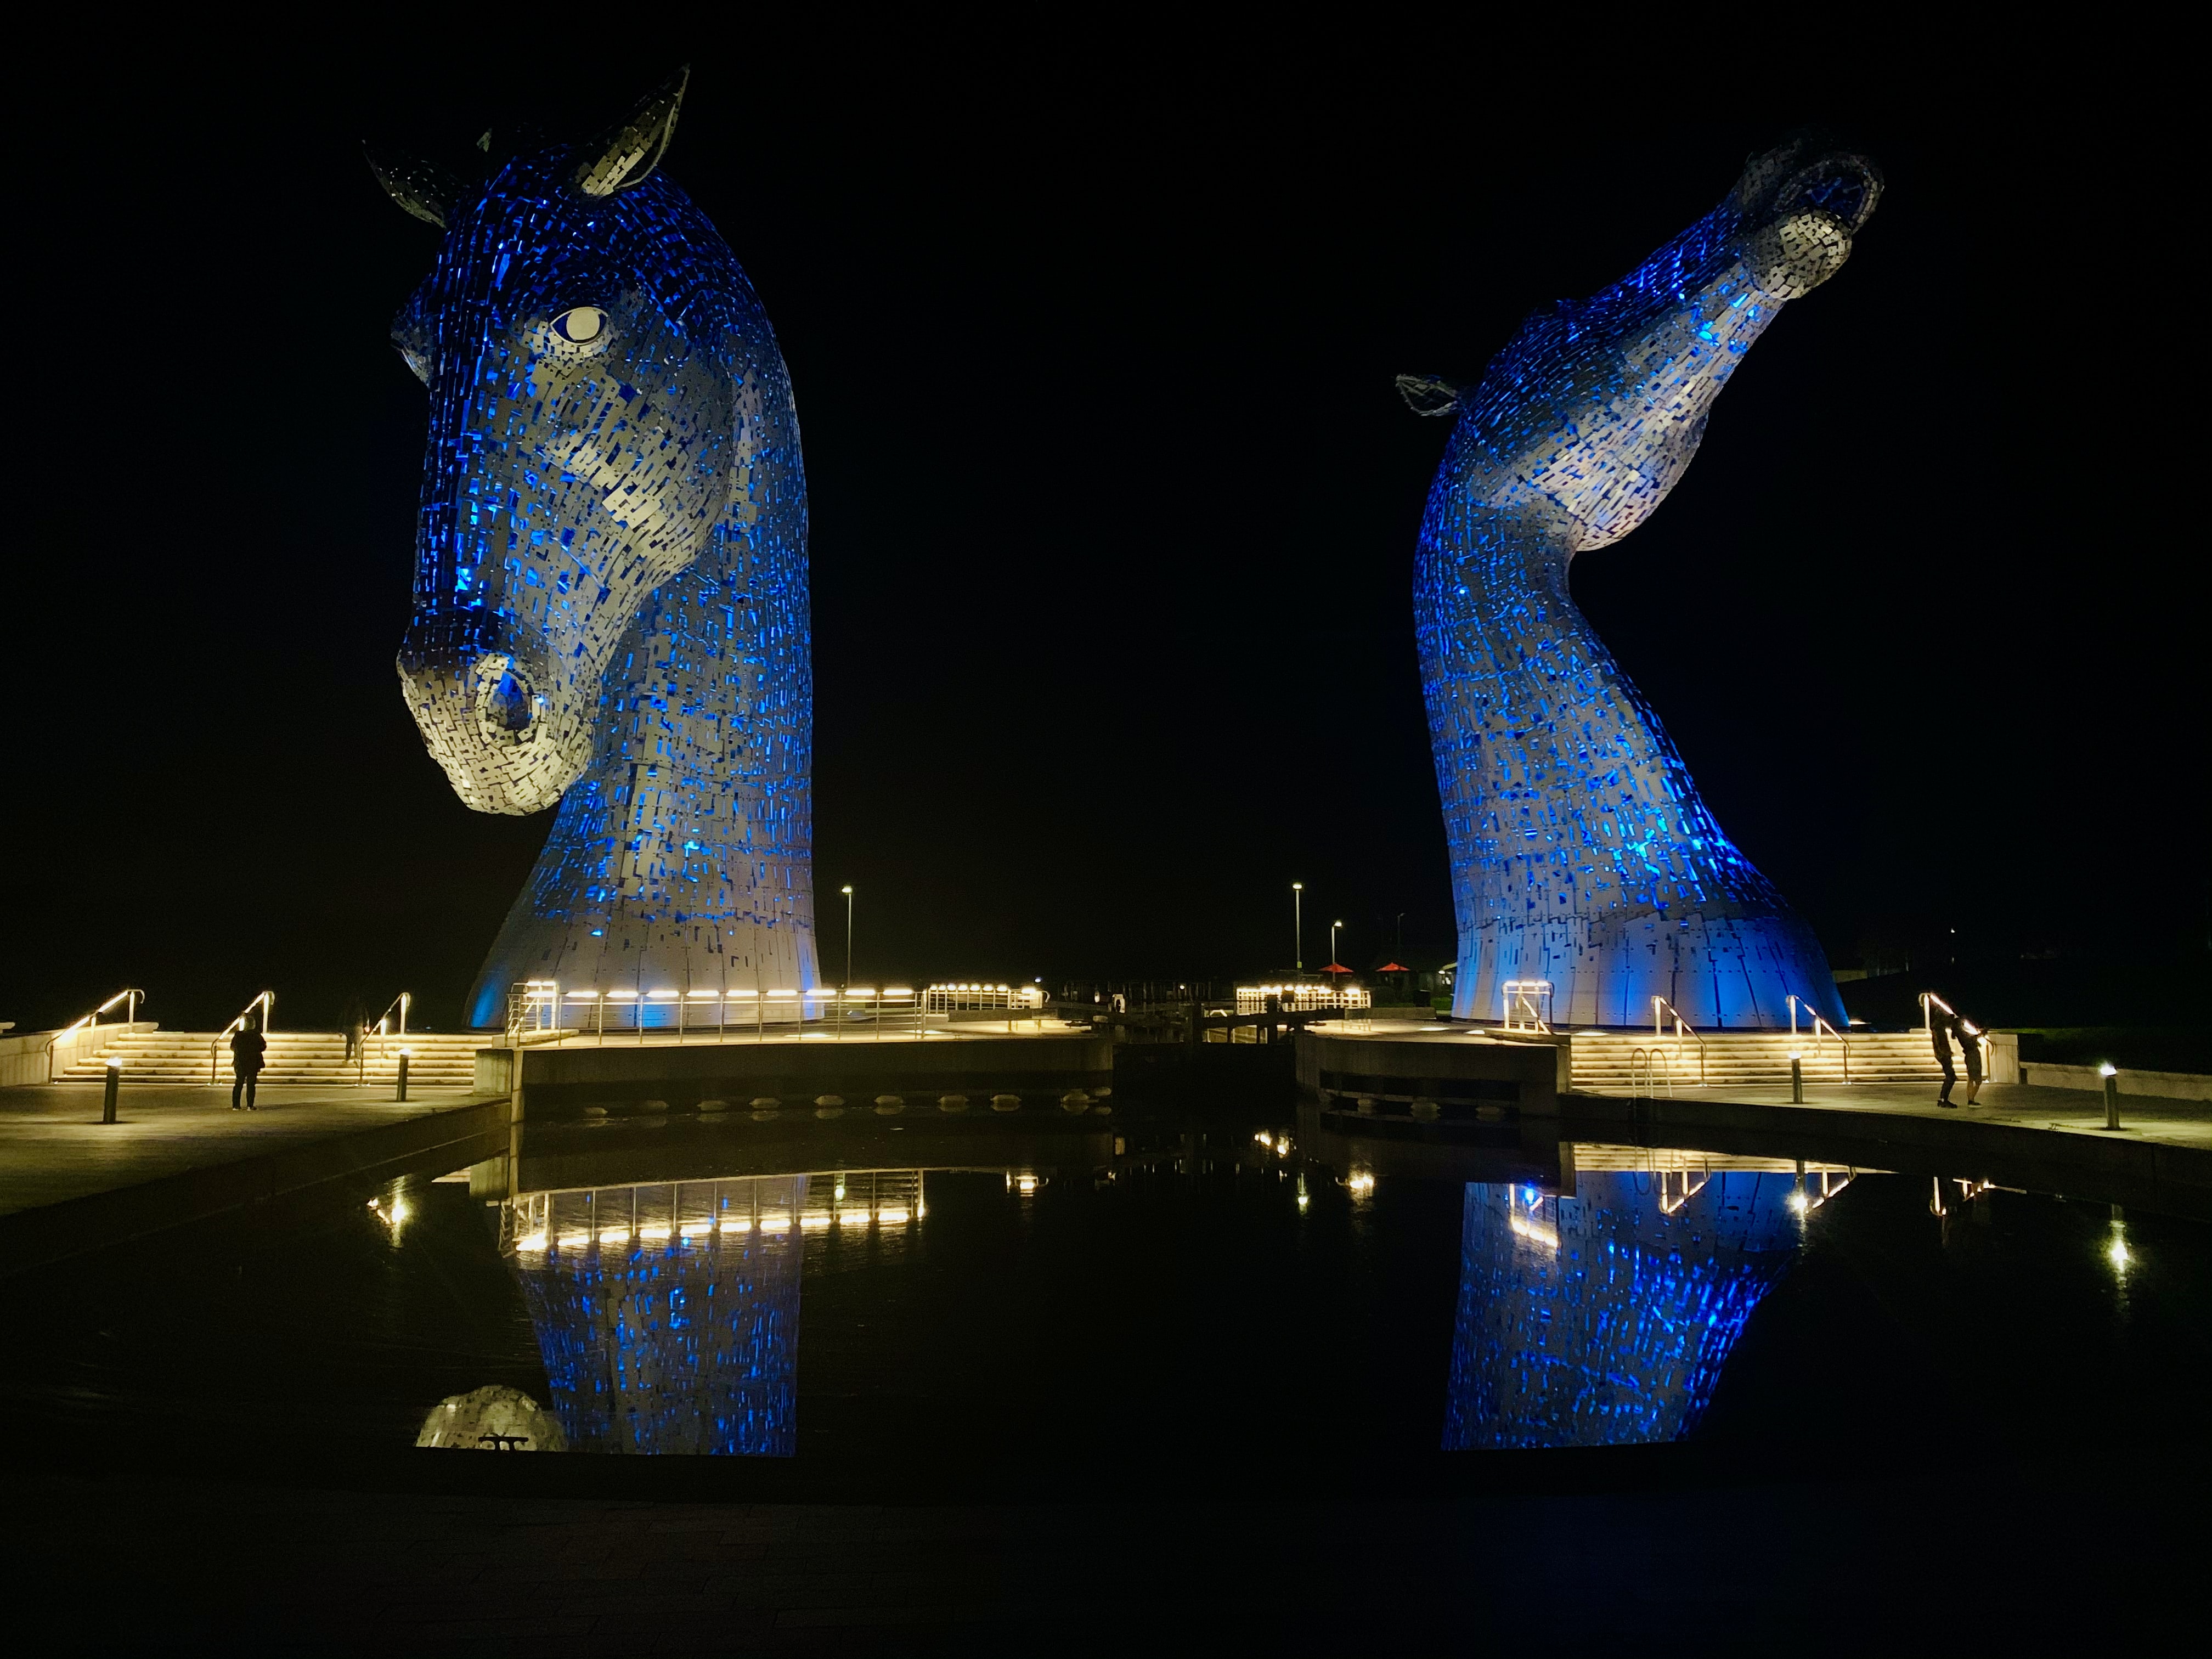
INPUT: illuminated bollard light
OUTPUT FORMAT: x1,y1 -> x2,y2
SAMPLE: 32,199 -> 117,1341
397,1048 -> 412,1103
102,1056 -> 121,1124
1789,1053 -> 1804,1105
2100,1063 -> 2119,1131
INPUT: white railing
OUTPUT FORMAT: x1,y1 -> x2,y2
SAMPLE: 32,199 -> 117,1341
43,989 -> 144,1081
208,991 -> 274,1084
1786,993 -> 1852,1084
924,983 -> 1046,1013
511,982 -> 927,1043
1235,983 -> 1371,1013
1650,997 -> 1708,1086
1500,978 -> 1553,1032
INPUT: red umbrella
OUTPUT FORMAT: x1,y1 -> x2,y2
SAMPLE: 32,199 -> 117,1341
1376,962 -> 1409,973
1322,963 -> 1353,975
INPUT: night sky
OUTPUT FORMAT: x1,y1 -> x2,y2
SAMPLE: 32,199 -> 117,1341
7,34 -> 2202,1032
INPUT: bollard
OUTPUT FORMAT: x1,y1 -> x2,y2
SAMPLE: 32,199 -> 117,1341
1789,1053 -> 1804,1105
102,1056 -> 121,1124
397,1048 -> 411,1103
2100,1063 -> 2119,1131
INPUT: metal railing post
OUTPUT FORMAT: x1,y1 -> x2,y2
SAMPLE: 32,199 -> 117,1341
102,1057 -> 121,1124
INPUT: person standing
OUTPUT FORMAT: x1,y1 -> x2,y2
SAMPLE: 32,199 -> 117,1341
1933,1011 -> 1960,1108
230,1015 -> 267,1111
1959,1014 -> 1987,1105
342,997 -> 368,1063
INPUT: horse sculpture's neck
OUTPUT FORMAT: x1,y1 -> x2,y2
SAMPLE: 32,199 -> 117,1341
1412,139 -> 1877,1030
467,325 -> 815,1027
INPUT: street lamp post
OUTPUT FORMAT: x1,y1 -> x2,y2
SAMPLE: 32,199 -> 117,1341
1331,920 -> 1343,970
841,885 -> 854,990
1291,883 -> 1304,974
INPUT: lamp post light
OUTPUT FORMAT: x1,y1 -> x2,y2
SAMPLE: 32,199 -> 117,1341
1331,921 -> 1343,970
2100,1062 -> 2120,1131
841,885 -> 854,991
1292,883 -> 1304,974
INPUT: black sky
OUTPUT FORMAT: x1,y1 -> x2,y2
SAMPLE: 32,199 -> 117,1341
5,30 -> 2202,1031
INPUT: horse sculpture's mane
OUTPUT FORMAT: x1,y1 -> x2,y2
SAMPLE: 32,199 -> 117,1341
373,71 -> 817,1028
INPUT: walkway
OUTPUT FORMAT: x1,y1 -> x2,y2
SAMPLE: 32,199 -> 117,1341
0,1081 -> 482,1218
1576,1077 -> 2212,1155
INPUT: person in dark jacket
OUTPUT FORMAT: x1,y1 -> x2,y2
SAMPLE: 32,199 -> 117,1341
1933,1011 -> 1960,1107
342,997 -> 368,1063
230,1016 -> 267,1111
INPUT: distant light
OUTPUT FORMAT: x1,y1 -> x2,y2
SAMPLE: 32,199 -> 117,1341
2108,1237 -> 2130,1270
1787,1190 -> 1809,1212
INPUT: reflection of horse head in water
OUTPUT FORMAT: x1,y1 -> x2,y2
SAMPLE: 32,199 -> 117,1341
370,70 -> 817,1026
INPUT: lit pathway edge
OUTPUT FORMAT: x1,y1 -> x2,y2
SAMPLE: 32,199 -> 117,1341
1552,1092 -> 2212,1220
0,1096 -> 511,1279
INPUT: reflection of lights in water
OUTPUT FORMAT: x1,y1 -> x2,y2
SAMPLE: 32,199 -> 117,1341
877,1208 -> 910,1224
558,1232 -> 591,1249
759,1212 -> 791,1232
1013,1173 -> 1039,1195
1787,1190 -> 1809,1214
1296,1175 -> 1310,1213
1347,1171 -> 1375,1197
516,1232 -> 549,1252
638,1224 -> 672,1241
836,1209 -> 870,1226
800,1212 -> 833,1228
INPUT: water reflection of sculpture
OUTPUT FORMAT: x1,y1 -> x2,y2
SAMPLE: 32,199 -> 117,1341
1443,1172 -> 1799,1448
369,70 -> 817,1027
510,1176 -> 808,1454
1404,135 -> 1881,1028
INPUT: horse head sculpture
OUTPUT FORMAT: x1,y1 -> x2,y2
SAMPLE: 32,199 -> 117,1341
1405,134 -> 1881,1028
373,70 -> 818,1026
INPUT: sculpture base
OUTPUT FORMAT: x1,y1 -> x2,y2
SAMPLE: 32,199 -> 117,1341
1453,906 -> 1845,1030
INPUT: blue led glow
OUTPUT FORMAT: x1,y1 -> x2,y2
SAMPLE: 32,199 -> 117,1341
1442,1171 -> 1800,1448
1407,137 -> 1880,1027
376,76 -> 817,1026
512,1178 -> 806,1455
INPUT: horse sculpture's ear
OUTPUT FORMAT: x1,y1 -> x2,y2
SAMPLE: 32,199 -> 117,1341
1396,374 -> 1460,417
364,144 -> 459,229
576,65 -> 690,197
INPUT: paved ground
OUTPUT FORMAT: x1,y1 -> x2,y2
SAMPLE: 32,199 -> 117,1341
1582,1078 -> 2212,1154
0,1082 -> 483,1217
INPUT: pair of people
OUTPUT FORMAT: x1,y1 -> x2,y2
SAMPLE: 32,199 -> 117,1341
1933,1008 -> 1984,1108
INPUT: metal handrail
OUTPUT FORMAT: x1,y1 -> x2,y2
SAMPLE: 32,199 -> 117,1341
371,992 -> 411,1040
1649,997 -> 1708,1085
209,991 -> 275,1084
1500,978 -> 1553,1032
1919,990 -> 1989,1077
43,989 -> 144,1081
1787,994 -> 1852,1084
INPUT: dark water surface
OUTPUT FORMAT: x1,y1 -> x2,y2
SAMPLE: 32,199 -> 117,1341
5,1111 -> 2206,1491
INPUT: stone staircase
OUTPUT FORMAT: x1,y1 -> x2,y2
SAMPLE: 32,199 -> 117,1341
1568,1029 -> 1942,1092
54,1028 -> 486,1088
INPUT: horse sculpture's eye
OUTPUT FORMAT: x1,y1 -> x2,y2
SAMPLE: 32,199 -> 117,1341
552,307 -> 608,345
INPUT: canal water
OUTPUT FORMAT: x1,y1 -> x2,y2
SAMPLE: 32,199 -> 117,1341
5,1113 -> 2205,1482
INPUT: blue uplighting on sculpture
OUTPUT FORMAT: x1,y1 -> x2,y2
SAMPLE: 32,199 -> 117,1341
1442,1172 -> 1799,1448
371,71 -> 816,1026
511,1177 -> 807,1455
1406,136 -> 1880,1027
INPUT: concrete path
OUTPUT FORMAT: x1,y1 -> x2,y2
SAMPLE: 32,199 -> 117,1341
0,1082 -> 482,1218
1579,1078 -> 2212,1155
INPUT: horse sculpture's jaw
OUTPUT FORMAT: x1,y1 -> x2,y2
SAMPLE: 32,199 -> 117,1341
1412,136 -> 1877,1030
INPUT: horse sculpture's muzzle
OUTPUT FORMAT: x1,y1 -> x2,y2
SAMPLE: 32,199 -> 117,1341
397,619 -> 589,815
1741,148 -> 1883,301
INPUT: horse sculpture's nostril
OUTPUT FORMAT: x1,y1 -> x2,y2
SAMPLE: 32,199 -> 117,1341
488,669 -> 536,733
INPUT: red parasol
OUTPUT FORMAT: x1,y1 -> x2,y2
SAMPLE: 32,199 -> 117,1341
1377,962 -> 1409,973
